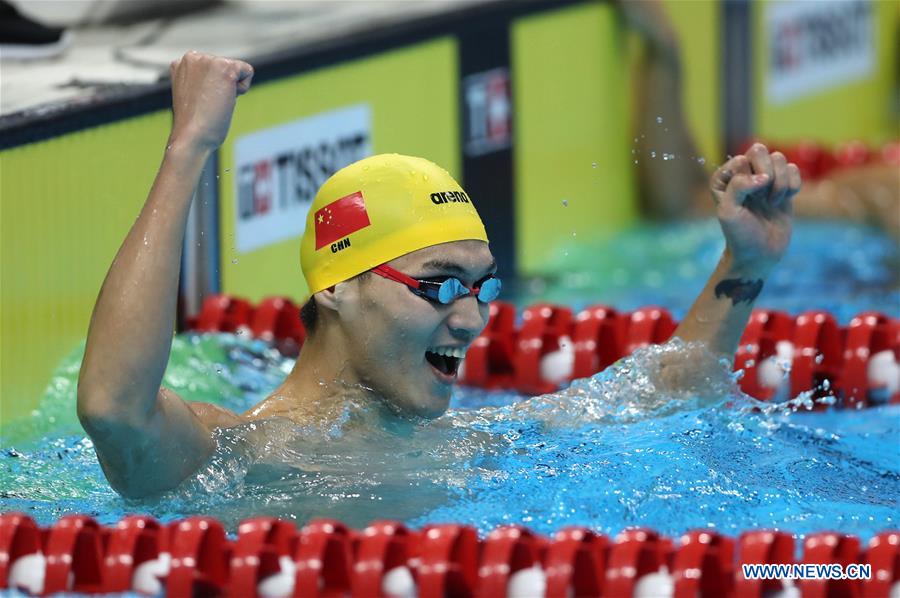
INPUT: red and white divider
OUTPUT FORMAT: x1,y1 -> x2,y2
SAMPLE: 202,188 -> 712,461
735,139 -> 900,181
189,295 -> 899,407
1,512 -> 897,597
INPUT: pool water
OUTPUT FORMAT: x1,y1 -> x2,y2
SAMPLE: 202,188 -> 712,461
1,220 -> 898,540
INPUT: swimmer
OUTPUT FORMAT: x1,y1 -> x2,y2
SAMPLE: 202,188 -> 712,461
77,51 -> 801,498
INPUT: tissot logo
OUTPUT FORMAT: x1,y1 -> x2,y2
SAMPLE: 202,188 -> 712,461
765,0 -> 873,104
430,190 -> 471,205
770,1 -> 869,72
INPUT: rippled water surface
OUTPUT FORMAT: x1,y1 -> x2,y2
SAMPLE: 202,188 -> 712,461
2,221 -> 898,539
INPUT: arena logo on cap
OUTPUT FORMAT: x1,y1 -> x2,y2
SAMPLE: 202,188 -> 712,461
314,191 -> 371,252
430,190 -> 471,205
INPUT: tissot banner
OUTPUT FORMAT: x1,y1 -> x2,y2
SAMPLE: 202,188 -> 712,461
765,0 -> 873,105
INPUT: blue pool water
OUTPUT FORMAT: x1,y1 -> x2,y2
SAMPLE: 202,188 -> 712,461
1,220 -> 898,540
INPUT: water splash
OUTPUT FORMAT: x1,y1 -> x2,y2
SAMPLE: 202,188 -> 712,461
2,334 -> 897,538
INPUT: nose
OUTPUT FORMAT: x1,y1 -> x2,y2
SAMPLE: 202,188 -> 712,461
447,296 -> 489,342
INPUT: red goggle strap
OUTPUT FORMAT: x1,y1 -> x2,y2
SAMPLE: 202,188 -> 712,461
371,264 -> 422,290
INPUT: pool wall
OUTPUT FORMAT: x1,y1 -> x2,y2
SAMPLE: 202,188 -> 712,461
750,0 -> 898,147
0,112 -> 172,422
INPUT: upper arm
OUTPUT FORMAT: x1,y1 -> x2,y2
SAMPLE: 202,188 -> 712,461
79,387 -> 227,498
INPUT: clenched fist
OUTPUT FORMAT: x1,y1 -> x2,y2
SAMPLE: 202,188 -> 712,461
168,51 -> 254,151
711,143 -> 802,275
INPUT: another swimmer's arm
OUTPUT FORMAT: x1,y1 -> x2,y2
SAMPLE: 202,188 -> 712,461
792,163 -> 900,239
77,52 -> 253,498
668,144 -> 800,359
620,0 -> 708,220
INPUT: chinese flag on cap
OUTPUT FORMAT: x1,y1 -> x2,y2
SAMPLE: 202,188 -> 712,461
314,191 -> 371,250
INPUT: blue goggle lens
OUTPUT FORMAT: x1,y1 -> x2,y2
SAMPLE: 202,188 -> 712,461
477,277 -> 502,302
436,277 -> 501,304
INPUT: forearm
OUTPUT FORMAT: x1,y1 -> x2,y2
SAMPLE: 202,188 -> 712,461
79,139 -> 211,415
633,43 -> 708,220
645,251 -> 767,394
672,249 -> 766,357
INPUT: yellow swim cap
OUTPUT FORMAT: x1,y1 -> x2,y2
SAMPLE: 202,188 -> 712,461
300,154 -> 489,294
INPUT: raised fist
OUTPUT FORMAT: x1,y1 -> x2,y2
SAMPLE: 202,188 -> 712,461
168,51 -> 254,150
711,143 -> 801,275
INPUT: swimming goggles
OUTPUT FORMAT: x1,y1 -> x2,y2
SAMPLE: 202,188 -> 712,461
371,264 -> 501,304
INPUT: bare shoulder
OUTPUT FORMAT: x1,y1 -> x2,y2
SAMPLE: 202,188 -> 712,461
188,401 -> 243,430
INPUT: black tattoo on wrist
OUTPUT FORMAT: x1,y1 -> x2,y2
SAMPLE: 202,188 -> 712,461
714,278 -> 763,306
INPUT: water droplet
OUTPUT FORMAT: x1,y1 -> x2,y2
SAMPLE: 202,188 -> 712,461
561,199 -> 568,207
572,231 -> 577,237
656,116 -> 663,123
815,354 -> 824,364
697,157 -> 706,165
224,168 -> 230,173
650,151 -> 656,158
591,162 -> 598,169
634,160 -> 639,164
232,258 -> 238,264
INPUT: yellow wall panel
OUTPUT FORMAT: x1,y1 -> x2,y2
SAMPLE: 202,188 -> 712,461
512,2 -> 639,275
219,39 -> 460,303
1,112 -> 172,422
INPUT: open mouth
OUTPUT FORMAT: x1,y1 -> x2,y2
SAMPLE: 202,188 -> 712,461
425,347 -> 464,380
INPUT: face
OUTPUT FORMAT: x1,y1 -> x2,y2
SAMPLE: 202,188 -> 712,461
333,240 -> 496,418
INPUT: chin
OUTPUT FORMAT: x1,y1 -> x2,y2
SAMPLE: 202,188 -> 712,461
404,391 -> 451,420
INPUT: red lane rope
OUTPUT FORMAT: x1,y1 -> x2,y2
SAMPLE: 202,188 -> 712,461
1,513 -> 897,596
190,295 -> 900,407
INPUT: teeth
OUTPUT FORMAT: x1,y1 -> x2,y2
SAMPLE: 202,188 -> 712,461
427,346 -> 467,359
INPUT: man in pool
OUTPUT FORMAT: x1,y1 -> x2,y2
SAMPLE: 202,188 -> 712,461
77,52 -> 802,498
